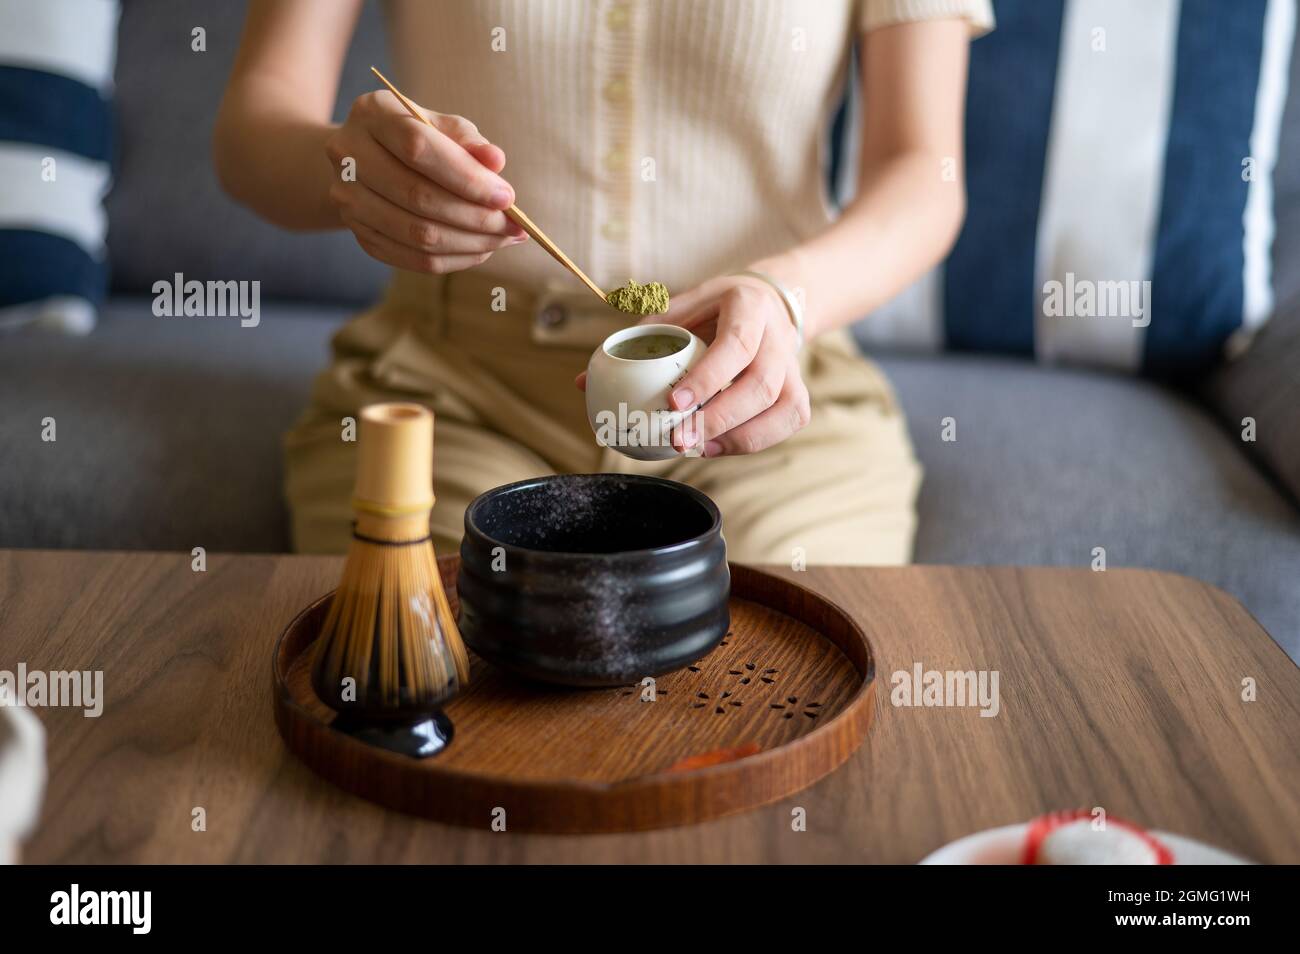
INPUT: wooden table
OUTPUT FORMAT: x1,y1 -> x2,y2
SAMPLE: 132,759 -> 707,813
6,550 -> 1299,863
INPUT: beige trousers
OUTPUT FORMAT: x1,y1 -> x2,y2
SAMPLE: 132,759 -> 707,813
285,272 -> 921,566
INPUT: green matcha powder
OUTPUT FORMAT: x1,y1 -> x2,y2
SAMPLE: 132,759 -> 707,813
607,280 -> 670,316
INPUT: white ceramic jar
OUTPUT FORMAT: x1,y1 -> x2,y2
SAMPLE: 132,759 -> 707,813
585,323 -> 707,461
0,703 -> 45,864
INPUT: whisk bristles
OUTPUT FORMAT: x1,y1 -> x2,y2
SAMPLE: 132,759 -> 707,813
310,402 -> 470,721
313,532 -> 468,715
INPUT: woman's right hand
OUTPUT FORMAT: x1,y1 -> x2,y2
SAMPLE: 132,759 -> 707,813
324,90 -> 527,274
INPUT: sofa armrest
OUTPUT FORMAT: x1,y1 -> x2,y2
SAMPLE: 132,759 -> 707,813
1201,297 -> 1300,505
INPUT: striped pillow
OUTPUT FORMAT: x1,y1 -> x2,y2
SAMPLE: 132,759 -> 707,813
856,0 -> 1296,377
0,0 -> 118,335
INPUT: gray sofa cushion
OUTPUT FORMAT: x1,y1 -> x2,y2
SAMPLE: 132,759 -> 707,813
1200,298 -> 1300,505
873,349 -> 1300,659
106,0 -> 388,305
1272,4 -> 1300,314
0,298 -> 342,553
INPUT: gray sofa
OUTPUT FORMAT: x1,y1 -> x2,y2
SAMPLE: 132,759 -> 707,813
3,2 -> 1298,661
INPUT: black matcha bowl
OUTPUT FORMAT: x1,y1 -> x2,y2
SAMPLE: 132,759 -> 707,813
458,474 -> 730,687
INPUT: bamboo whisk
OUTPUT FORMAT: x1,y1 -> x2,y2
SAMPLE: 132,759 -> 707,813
311,403 -> 469,720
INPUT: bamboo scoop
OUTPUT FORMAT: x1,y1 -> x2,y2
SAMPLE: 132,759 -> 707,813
369,66 -> 608,305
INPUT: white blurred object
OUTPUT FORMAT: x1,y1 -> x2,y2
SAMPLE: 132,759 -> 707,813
920,823 -> 1250,865
0,702 -> 47,865
0,0 -> 120,90
1035,818 -> 1166,864
32,296 -> 98,335
0,296 -> 98,336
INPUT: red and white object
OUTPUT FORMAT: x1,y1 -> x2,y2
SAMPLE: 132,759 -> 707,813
921,821 -> 1248,865
1022,810 -> 1173,865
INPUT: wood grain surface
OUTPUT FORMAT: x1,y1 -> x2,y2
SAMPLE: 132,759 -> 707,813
273,561 -> 875,832
5,550 -> 1299,863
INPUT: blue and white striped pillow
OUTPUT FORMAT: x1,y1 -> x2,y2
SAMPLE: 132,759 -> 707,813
0,0 -> 118,335
856,0 -> 1296,377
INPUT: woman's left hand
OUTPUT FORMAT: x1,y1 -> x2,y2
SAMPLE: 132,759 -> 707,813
577,273 -> 810,457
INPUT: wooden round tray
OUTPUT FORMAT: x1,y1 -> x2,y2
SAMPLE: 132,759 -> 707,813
272,556 -> 875,833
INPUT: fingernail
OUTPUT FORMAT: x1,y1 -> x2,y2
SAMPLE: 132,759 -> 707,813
491,187 -> 513,208
703,441 -> 723,458
671,388 -> 694,411
680,422 -> 699,449
509,234 -> 528,244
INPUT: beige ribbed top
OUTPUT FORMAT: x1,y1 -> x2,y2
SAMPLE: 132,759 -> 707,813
385,0 -> 993,294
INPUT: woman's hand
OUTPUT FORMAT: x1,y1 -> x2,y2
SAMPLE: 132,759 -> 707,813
660,275 -> 809,456
324,91 -> 527,273
578,273 -> 810,457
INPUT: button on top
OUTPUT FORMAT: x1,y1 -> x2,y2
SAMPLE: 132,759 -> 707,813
603,147 -> 627,173
537,303 -> 568,329
601,218 -> 627,241
603,77 -> 628,104
606,5 -> 629,29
